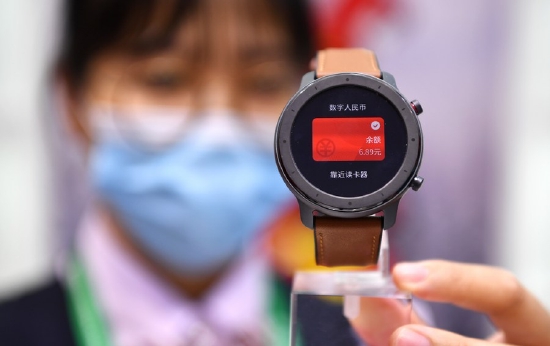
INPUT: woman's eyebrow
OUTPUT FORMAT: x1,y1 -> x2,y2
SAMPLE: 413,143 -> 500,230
123,40 -> 293,64
239,46 -> 291,63
128,37 -> 174,56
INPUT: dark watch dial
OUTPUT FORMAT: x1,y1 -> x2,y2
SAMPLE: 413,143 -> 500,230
290,85 -> 407,198
276,73 -> 421,214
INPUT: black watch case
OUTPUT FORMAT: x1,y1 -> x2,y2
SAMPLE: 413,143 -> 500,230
275,71 -> 423,229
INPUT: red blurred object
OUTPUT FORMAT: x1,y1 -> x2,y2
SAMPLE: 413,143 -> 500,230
312,0 -> 395,48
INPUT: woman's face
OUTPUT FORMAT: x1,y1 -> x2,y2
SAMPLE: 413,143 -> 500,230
64,0 -> 305,281
75,0 -> 302,142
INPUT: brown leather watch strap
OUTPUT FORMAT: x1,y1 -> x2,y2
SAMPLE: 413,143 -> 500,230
316,48 -> 381,78
312,48 -> 384,267
314,217 -> 383,267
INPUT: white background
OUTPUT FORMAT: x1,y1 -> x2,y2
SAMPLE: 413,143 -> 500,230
0,0 -> 60,297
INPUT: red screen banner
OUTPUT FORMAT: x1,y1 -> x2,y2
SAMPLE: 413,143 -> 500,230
312,117 -> 385,161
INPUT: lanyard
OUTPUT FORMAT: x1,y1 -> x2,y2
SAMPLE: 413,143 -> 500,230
66,257 -> 295,346
268,274 -> 296,346
66,258 -> 111,346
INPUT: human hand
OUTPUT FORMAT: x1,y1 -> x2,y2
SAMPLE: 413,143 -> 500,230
349,260 -> 550,346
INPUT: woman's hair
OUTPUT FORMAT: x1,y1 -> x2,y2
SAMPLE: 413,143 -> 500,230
57,0 -> 316,87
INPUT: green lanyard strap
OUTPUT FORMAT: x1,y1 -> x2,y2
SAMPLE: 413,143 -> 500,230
268,275 -> 291,346
268,275 -> 304,346
66,258 -> 112,346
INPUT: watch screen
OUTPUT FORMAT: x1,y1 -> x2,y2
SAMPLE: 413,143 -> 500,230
312,117 -> 385,161
290,85 -> 408,198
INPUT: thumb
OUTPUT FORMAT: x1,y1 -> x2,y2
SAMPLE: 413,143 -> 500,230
391,325 -> 512,346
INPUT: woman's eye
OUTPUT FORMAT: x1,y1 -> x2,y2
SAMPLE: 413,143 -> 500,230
247,77 -> 288,95
143,72 -> 187,91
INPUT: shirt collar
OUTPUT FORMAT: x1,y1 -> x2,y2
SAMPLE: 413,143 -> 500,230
76,207 -> 270,346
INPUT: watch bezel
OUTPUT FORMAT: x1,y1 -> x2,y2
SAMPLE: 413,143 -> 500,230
275,72 -> 422,217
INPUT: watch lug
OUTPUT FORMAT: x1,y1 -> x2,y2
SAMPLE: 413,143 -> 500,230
299,71 -> 315,90
381,71 -> 398,89
298,200 -> 315,229
382,199 -> 400,230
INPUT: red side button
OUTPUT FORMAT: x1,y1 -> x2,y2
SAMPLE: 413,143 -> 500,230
410,100 -> 423,115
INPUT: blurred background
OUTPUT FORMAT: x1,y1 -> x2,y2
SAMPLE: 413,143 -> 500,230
0,0 -> 549,320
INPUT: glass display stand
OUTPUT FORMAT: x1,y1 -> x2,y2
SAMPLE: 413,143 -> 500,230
290,231 -> 411,346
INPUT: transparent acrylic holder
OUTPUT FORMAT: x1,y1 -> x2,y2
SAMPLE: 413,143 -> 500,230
290,231 -> 411,346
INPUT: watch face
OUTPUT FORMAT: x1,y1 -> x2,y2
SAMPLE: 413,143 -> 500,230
276,73 -> 421,213
290,85 -> 407,197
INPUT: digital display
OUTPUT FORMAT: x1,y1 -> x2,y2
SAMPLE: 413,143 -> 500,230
312,117 -> 385,161
290,85 -> 408,198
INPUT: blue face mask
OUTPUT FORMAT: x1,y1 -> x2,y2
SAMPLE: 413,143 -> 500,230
90,109 -> 292,277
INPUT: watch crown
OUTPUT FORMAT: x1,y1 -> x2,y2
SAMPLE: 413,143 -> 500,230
411,176 -> 424,191
410,100 -> 423,115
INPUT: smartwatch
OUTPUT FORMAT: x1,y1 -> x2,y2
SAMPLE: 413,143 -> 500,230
274,48 -> 424,267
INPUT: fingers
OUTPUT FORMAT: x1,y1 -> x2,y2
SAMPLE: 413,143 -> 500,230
487,331 -> 506,343
348,297 -> 411,345
348,297 -> 425,345
391,325 -> 512,346
393,260 -> 518,312
393,261 -> 550,346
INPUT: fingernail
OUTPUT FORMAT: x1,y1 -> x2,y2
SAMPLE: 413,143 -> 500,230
395,328 -> 430,346
394,263 -> 429,284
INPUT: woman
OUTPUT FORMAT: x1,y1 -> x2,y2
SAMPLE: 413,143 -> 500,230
4,0 -> 317,345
